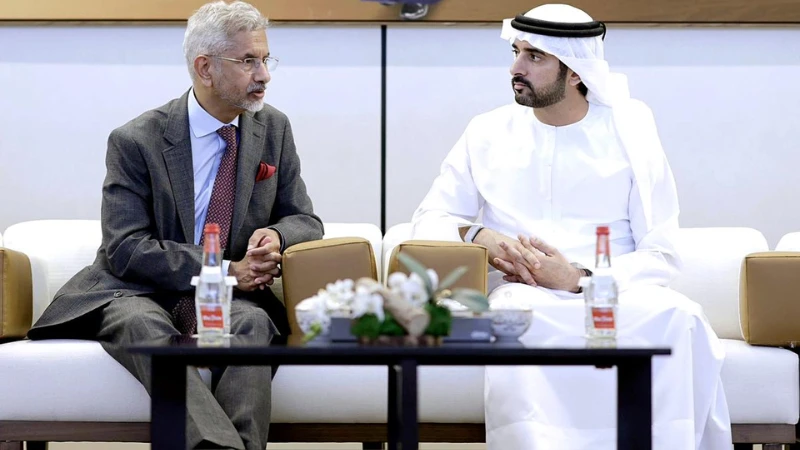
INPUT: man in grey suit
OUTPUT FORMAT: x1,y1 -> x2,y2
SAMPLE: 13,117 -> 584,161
26,1 -> 323,449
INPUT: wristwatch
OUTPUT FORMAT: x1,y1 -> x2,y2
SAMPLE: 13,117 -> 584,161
464,225 -> 485,243
570,262 -> 593,293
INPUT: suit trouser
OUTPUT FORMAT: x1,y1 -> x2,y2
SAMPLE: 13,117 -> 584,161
97,295 -> 278,450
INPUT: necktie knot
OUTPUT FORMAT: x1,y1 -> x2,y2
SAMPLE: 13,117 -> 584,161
217,125 -> 237,151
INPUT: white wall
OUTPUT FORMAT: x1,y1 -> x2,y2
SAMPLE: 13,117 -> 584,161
386,26 -> 800,247
0,25 -> 382,230
1,24 -> 799,247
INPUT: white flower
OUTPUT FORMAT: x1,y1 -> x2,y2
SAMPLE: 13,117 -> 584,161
387,271 -> 430,308
295,294 -> 328,324
403,274 -> 429,307
323,279 -> 356,311
387,272 -> 408,290
352,285 -> 385,322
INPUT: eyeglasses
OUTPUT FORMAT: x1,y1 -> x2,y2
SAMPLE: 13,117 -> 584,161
206,55 -> 279,73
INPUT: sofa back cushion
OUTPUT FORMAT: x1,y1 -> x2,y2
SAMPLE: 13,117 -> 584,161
385,223 -> 768,340
670,227 -> 768,340
3,220 -> 382,324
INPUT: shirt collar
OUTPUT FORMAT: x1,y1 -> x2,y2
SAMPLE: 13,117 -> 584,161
188,88 -> 240,139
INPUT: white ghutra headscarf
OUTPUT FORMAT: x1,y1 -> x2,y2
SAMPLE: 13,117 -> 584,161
500,4 -> 630,107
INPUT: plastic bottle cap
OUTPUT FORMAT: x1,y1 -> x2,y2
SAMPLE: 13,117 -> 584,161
204,223 -> 220,234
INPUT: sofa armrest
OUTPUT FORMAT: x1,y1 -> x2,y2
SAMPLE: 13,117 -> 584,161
740,251 -> 800,346
281,237 -> 378,336
0,248 -> 33,338
388,240 -> 488,294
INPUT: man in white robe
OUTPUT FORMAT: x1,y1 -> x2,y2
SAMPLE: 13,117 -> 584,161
410,4 -> 733,449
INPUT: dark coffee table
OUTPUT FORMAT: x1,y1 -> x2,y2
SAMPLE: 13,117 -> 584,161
130,335 -> 669,450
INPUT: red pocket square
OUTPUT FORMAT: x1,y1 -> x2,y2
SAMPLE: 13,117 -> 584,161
256,162 -> 276,182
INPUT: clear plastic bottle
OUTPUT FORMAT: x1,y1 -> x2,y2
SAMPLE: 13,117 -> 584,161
195,223 -> 226,342
583,226 -> 618,339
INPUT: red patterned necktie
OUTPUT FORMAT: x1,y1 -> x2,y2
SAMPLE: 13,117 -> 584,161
172,125 -> 239,335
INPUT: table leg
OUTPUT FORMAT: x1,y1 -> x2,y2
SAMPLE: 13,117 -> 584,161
387,363 -> 400,450
617,357 -> 652,450
400,359 -> 419,450
151,356 -> 186,450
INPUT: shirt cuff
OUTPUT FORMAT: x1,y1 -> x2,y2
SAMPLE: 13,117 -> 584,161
223,259 -> 232,275
269,227 -> 286,253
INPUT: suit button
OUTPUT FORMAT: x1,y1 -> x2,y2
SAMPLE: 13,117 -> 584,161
113,291 -> 123,298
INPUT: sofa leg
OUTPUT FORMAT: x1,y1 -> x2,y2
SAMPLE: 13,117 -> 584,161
732,445 -> 753,450
362,443 -> 384,450
0,442 -> 23,450
26,443 -> 49,450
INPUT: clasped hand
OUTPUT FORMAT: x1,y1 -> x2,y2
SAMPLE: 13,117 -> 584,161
229,228 -> 282,292
475,229 -> 581,293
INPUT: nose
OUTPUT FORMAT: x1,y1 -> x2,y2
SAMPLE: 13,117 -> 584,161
254,61 -> 270,83
510,54 -> 525,77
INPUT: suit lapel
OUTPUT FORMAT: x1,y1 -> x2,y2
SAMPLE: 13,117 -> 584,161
231,111 -> 266,244
162,91 -> 195,244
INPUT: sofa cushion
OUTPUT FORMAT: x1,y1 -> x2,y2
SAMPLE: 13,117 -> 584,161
282,237 -> 379,337
670,228 -> 768,340
776,232 -> 800,251
0,340 -> 484,423
0,248 -> 33,338
1,338 -> 794,425
721,339 -> 798,424
2,220 -> 384,324
273,365 -> 485,423
3,220 -> 102,324
387,240 -> 488,294
0,340 -> 149,421
739,252 -> 800,346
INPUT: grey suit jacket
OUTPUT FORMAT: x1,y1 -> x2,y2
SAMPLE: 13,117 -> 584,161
28,90 -> 324,340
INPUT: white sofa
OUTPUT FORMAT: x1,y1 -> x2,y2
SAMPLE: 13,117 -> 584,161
0,220 -> 797,448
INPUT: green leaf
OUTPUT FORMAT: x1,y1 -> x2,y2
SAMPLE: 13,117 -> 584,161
350,314 -> 381,339
301,322 -> 322,344
438,265 -> 468,291
449,288 -> 490,313
424,303 -> 452,336
396,252 -> 433,296
378,311 -> 407,336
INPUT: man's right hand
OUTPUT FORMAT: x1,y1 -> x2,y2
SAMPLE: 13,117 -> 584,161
472,228 -> 542,286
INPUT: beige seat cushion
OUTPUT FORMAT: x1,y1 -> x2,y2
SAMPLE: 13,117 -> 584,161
387,240 -> 488,294
282,237 -> 378,337
0,248 -> 32,338
740,251 -> 800,346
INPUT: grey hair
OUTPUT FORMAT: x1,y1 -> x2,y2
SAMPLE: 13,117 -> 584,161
183,1 -> 269,81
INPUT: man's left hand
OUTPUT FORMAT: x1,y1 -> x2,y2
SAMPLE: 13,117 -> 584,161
495,235 -> 582,293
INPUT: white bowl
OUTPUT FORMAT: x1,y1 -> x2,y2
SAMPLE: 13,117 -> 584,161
490,309 -> 533,342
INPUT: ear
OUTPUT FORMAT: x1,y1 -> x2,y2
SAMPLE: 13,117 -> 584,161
193,55 -> 214,87
567,69 -> 582,88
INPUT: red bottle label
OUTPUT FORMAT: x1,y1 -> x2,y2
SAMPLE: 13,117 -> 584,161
592,307 -> 615,329
200,304 -> 224,329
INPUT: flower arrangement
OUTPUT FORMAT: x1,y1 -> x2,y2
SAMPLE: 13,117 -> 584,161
295,253 -> 490,345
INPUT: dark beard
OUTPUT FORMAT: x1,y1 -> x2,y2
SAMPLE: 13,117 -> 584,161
513,63 -> 569,108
